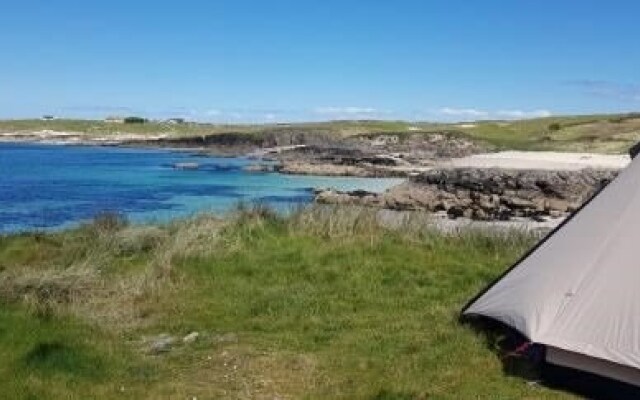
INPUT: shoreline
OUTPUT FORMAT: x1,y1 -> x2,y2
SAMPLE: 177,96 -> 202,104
1,132 -> 631,228
1,129 -> 631,171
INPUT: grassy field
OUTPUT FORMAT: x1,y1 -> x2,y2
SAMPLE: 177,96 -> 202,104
0,206 -> 581,399
2,113 -> 640,153
0,118 -> 413,139
443,113 -> 640,153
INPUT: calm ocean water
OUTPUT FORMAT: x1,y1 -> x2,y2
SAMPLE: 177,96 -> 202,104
0,142 -> 403,233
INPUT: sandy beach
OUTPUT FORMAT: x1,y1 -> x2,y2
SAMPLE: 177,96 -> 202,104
443,150 -> 630,170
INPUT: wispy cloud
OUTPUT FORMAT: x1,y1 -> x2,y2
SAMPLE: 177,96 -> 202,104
495,109 -> 552,118
180,108 -> 285,123
567,80 -> 640,102
437,107 -> 489,118
313,106 -> 381,116
434,107 -> 551,120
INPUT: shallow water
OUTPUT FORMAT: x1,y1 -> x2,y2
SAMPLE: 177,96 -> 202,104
0,143 -> 404,233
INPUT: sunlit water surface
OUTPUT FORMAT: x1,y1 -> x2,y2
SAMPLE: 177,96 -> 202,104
0,143 -> 403,232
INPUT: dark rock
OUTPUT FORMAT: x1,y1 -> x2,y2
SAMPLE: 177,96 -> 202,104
505,197 -> 535,209
313,167 -> 619,222
473,208 -> 488,220
531,214 -> 547,222
447,206 -> 465,219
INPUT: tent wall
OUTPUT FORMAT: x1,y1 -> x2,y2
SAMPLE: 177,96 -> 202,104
546,347 -> 640,387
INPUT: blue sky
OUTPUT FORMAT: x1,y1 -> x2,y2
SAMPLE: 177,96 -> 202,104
1,1 -> 639,122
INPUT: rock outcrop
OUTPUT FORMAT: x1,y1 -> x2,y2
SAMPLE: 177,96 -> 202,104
315,168 -> 618,221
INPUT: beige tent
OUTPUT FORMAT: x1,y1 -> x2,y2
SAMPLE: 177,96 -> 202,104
463,152 -> 640,386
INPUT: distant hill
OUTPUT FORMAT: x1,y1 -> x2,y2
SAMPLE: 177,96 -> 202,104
1,112 -> 639,153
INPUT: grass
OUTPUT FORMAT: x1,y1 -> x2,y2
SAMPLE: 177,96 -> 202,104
0,306 -> 154,399
0,118 -> 413,139
0,206 -> 579,398
3,113 -> 640,153
0,118 -> 258,137
415,113 -> 640,153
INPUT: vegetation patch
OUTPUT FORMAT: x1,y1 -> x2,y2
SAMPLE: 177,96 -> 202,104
2,113 -> 639,153
0,206 -> 584,398
23,341 -> 102,378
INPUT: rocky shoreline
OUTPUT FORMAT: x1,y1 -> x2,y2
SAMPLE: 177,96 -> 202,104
246,134 -> 487,178
0,130 -> 489,178
2,130 -> 630,224
315,168 -> 618,221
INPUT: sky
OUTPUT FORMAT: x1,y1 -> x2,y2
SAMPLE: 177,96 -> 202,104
0,0 -> 639,123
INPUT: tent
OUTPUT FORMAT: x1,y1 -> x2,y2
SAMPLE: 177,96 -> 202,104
462,150 -> 640,386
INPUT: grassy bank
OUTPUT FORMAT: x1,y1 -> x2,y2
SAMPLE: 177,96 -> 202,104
0,119 -> 412,139
0,207 -> 574,399
2,113 -> 640,153
449,113 -> 640,153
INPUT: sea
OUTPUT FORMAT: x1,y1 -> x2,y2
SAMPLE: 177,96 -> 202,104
0,142 -> 404,233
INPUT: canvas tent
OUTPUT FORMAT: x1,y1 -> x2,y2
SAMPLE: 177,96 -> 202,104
462,150 -> 640,386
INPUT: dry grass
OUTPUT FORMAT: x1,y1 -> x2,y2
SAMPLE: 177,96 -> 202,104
0,212 -> 229,330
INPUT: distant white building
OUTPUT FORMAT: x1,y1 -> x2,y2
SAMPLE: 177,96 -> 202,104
104,116 -> 124,123
41,115 -> 56,120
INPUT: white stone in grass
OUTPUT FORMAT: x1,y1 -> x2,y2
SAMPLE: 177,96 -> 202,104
148,334 -> 176,354
183,331 -> 200,344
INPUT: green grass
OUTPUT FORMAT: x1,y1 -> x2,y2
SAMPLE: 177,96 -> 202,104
0,207 -> 578,398
0,118 -> 258,137
0,118 -> 413,139
0,306 -> 155,399
2,113 -> 640,153
420,113 -> 640,153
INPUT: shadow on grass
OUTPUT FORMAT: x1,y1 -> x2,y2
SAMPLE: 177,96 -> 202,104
463,316 -> 640,400
23,341 -> 104,379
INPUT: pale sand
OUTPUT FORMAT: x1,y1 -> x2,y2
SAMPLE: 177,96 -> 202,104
444,151 -> 630,171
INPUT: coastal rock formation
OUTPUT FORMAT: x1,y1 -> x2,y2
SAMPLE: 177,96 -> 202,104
269,134 -> 487,177
277,161 -> 409,177
347,132 -> 487,159
315,168 -> 618,221
161,131 -> 489,176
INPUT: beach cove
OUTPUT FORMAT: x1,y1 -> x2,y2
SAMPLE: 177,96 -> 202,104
0,142 -> 403,232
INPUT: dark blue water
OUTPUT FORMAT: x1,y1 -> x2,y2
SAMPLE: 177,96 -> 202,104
0,143 -> 402,232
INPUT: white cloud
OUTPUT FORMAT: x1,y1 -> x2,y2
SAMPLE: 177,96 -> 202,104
496,109 -> 552,119
205,109 -> 221,116
435,107 -> 552,120
313,106 -> 379,115
437,107 -> 489,118
264,113 -> 277,121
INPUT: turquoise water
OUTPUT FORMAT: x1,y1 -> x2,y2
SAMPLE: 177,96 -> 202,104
0,143 -> 403,233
